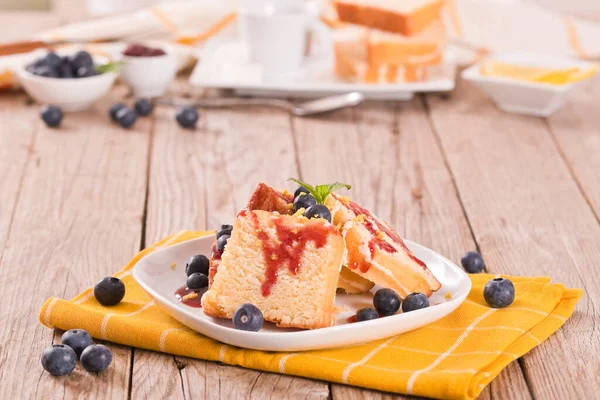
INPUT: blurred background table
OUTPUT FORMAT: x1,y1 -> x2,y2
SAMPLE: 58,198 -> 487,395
0,2 -> 599,399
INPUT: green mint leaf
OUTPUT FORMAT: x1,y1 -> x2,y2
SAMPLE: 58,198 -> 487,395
287,178 -> 351,204
95,61 -> 124,74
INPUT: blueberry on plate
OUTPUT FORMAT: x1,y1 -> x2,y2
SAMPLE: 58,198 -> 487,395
41,345 -> 77,376
61,329 -> 93,359
294,186 -> 310,198
80,344 -> 112,373
484,277 -> 515,308
217,224 -> 233,239
41,105 -> 63,128
304,204 -> 332,223
109,103 -> 127,122
186,254 -> 210,276
373,288 -> 401,316
115,107 -> 137,129
94,277 -> 126,306
233,303 -> 264,331
217,234 -> 230,253
356,307 -> 379,322
75,65 -> 97,78
461,251 -> 485,274
175,106 -> 199,129
187,272 -> 209,290
69,50 -> 94,70
401,293 -> 429,313
293,193 -> 317,212
134,98 -> 154,116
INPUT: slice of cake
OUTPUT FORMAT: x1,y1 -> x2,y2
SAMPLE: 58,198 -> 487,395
326,193 -> 441,297
337,266 -> 375,294
202,210 -> 345,329
334,0 -> 445,36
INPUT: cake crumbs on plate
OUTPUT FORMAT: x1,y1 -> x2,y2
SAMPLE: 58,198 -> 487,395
170,262 -> 177,270
445,292 -> 452,300
182,292 -> 198,302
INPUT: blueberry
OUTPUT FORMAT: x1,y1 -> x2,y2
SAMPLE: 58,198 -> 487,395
373,288 -> 401,316
461,251 -> 485,273
69,51 -> 94,70
484,278 -> 515,308
134,99 -> 154,116
43,52 -> 62,69
57,63 -> 73,79
217,234 -> 229,253
115,107 -> 137,129
186,254 -> 210,276
41,345 -> 77,376
187,272 -> 208,289
217,224 -> 233,239
41,105 -> 63,128
304,204 -> 331,223
175,106 -> 199,129
233,303 -> 264,331
61,329 -> 93,359
75,65 -> 97,78
356,307 -> 379,322
402,293 -> 429,313
94,277 -> 126,306
294,186 -> 310,198
33,65 -> 58,78
293,194 -> 317,212
80,344 -> 112,373
109,103 -> 127,122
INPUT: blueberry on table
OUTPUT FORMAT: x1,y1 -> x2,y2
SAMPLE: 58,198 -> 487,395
80,344 -> 112,373
356,307 -> 379,322
69,50 -> 94,70
217,224 -> 233,239
94,277 -> 126,306
293,193 -> 317,212
109,103 -> 127,122
61,329 -> 93,359
41,106 -> 63,128
186,254 -> 210,276
294,186 -> 310,198
115,107 -> 137,129
304,204 -> 332,223
484,278 -> 515,308
233,303 -> 264,331
373,288 -> 401,316
461,251 -> 485,273
175,106 -> 199,129
134,98 -> 154,116
401,293 -> 429,313
187,272 -> 209,289
41,345 -> 77,376
217,234 -> 230,253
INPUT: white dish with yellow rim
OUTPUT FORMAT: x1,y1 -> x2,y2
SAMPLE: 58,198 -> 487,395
462,53 -> 597,117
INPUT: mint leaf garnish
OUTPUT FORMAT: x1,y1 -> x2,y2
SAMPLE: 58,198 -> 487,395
95,61 -> 124,74
288,178 -> 351,204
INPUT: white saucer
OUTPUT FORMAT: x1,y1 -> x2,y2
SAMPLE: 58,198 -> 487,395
133,235 -> 471,352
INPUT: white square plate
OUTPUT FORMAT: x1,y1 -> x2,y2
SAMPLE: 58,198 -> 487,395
133,235 -> 471,351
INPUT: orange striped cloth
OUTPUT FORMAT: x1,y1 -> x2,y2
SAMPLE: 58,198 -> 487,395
39,231 -> 582,400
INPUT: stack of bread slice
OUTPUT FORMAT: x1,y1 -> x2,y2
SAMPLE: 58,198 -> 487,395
332,0 -> 447,83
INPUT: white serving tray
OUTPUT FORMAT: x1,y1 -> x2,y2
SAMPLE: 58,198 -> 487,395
133,235 -> 471,352
189,40 -> 456,100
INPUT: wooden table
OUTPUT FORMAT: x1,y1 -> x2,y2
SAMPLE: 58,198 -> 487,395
1,7 -> 599,400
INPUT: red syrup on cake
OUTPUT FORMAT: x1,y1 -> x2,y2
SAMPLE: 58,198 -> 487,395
247,210 -> 335,297
342,197 -> 427,271
175,286 -> 203,308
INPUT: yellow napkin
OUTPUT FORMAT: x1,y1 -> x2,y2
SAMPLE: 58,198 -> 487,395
39,231 -> 582,400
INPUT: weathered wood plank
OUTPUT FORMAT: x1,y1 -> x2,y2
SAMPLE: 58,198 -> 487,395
426,80 -> 600,399
132,103 -> 329,398
0,96 -> 150,398
545,75 -> 600,220
291,100 -> 511,399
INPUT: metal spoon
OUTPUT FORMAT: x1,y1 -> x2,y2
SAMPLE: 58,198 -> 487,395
158,92 -> 365,117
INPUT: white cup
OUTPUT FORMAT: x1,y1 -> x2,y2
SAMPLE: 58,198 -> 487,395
238,0 -> 331,80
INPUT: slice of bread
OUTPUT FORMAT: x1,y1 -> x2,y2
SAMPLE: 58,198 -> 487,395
202,210 -> 345,329
334,0 -> 445,36
325,193 -> 441,297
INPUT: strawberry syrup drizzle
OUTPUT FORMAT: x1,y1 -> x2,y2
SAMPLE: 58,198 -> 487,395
175,286 -> 203,308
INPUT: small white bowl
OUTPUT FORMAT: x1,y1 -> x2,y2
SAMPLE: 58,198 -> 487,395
15,55 -> 117,112
462,53 -> 597,117
119,46 -> 177,98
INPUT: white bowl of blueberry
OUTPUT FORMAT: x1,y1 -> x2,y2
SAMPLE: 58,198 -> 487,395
15,49 -> 119,112
119,43 -> 177,98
